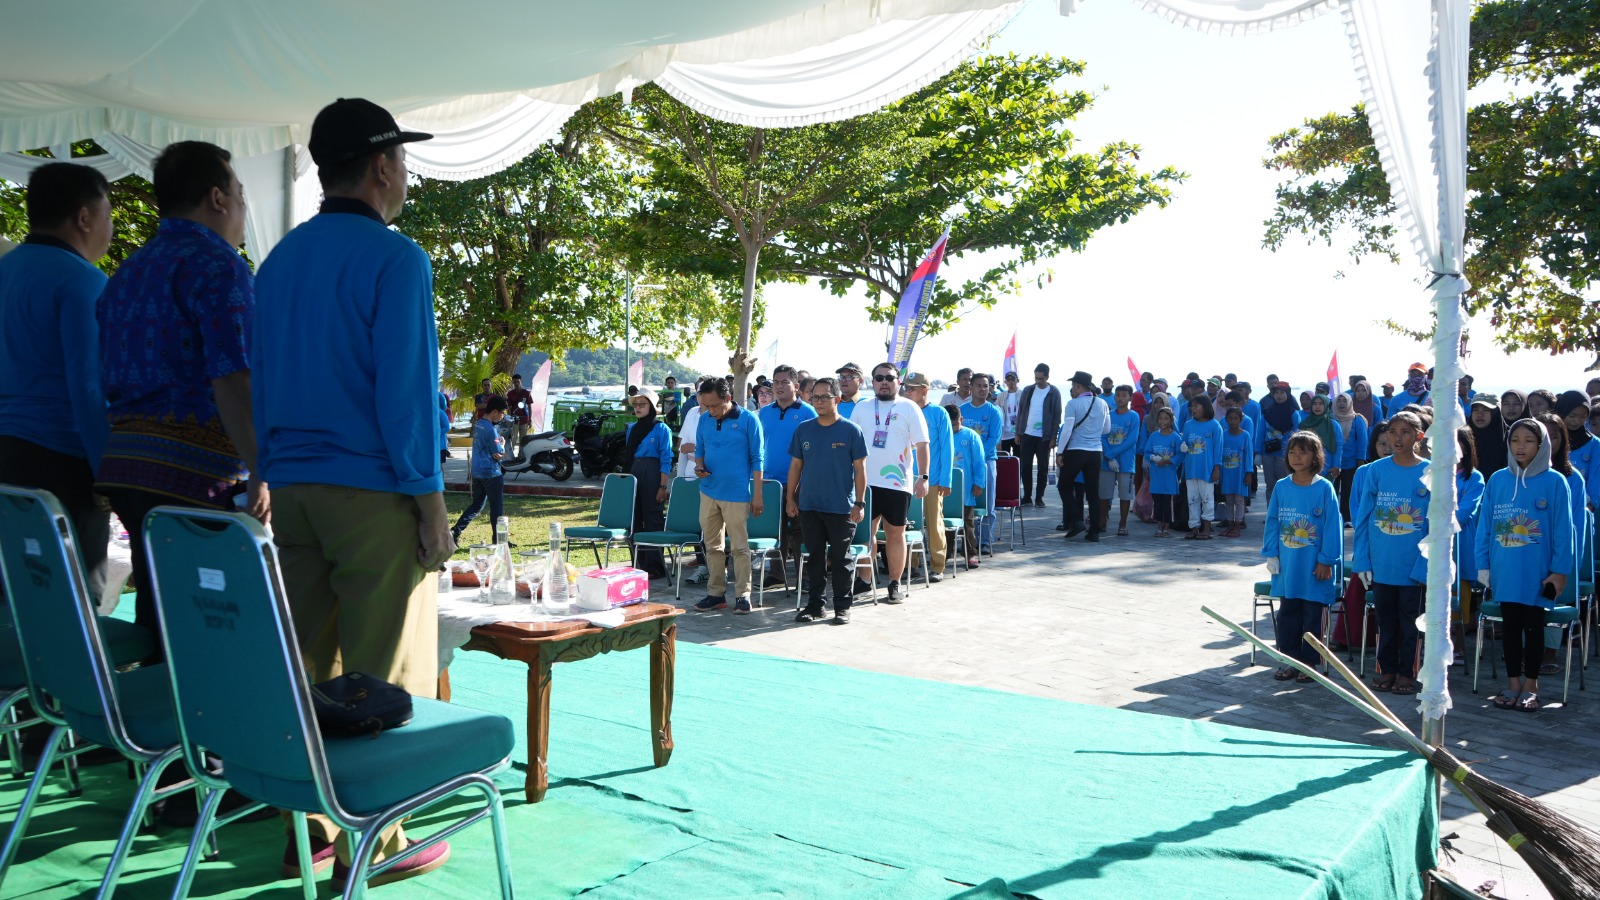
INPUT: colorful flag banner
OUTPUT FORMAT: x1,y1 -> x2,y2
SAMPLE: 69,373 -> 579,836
1126,356 -> 1142,385
528,358 -> 553,432
888,228 -> 950,372
761,336 -> 780,376
1326,351 -> 1340,395
628,357 -> 644,388
1002,331 -> 1017,379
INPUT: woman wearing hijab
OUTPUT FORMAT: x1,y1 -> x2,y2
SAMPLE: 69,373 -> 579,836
1527,389 -> 1556,419
1467,395 -> 1508,477
1556,390 -> 1600,510
1352,380 -> 1378,427
1500,390 -> 1526,424
1331,394 -> 1369,520
1298,391 -> 1315,413
1259,383 -> 1296,502
1294,393 -> 1344,479
623,389 -> 674,578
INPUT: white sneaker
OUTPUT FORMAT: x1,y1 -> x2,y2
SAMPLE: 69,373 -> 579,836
685,566 -> 707,585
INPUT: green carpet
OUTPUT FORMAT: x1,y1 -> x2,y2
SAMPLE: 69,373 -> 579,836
1,634 -> 1435,898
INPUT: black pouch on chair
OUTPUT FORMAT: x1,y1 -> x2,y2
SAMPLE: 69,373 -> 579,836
310,672 -> 413,738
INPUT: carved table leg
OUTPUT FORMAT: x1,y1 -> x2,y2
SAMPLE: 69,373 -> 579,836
437,669 -> 451,702
527,652 -> 553,802
650,623 -> 676,767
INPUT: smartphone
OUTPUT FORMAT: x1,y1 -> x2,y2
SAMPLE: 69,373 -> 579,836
1541,581 -> 1559,600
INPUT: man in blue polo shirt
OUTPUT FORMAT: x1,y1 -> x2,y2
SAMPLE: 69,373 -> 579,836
757,364 -> 815,586
0,162 -> 113,600
960,373 -> 1004,552
693,376 -> 764,613
904,372 -> 952,580
252,98 -> 451,884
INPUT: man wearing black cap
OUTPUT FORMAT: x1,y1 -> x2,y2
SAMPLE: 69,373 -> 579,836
252,98 -> 452,885
835,362 -> 865,419
1055,370 -> 1110,541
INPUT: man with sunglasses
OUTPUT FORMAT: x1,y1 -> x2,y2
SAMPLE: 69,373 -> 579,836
786,377 -> 868,624
835,362 -> 865,418
849,363 -> 930,604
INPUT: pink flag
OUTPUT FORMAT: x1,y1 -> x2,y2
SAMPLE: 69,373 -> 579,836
528,359 -> 553,431
1326,351 -> 1340,395
1126,356 -> 1141,384
628,358 -> 645,388
1002,331 -> 1017,378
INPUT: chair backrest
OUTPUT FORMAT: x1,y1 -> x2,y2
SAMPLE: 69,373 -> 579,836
596,473 -> 637,530
994,456 -> 1021,505
905,490 -> 925,531
851,492 -> 874,545
0,487 -> 131,737
663,477 -> 703,535
949,469 -> 964,508
143,507 -> 329,799
747,480 -> 784,540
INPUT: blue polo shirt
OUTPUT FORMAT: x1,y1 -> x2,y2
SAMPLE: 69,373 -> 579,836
758,399 -> 816,483
919,402 -> 953,489
0,237 -> 108,465
695,403 -> 764,503
252,199 -> 443,495
959,400 -> 1003,460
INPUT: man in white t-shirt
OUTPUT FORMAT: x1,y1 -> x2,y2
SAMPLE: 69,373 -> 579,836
1014,363 -> 1061,507
1000,370 -> 1021,454
850,362 -> 929,604
938,368 -> 971,408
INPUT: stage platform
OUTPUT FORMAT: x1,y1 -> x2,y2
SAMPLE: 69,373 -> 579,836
2,641 -> 1436,898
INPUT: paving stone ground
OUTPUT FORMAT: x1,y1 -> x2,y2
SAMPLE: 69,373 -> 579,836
662,501 -> 1597,900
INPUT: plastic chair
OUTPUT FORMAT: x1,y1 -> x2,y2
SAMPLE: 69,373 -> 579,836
0,485 -> 201,897
1474,595 -> 1582,705
143,506 -> 516,900
993,456 -> 1024,549
875,492 -> 930,590
1250,561 -> 1342,671
746,480 -> 788,607
942,469 -> 966,577
796,493 -> 875,609
566,473 -> 637,567
0,608 -> 43,781
633,478 -> 703,601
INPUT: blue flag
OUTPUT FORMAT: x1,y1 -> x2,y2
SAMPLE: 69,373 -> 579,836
888,229 -> 949,372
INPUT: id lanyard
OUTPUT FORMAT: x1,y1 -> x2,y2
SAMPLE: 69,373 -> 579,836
872,400 -> 890,449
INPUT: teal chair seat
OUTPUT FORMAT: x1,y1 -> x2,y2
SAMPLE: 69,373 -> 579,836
0,615 -> 151,689
60,664 -> 177,751
942,518 -> 962,530
748,537 -> 778,552
1548,605 -> 1579,625
876,529 -> 925,544
1254,581 -> 1273,596
225,698 -> 514,817
566,526 -> 628,541
634,530 -> 700,545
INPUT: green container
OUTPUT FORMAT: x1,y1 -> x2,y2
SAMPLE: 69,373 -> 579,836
550,398 -> 630,438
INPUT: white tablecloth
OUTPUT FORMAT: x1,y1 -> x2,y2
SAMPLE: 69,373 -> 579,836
436,590 -> 624,670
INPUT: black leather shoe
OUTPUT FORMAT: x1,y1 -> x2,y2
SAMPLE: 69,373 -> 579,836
1064,524 -> 1085,539
794,609 -> 823,623
1084,532 -> 1100,543
831,610 -> 852,625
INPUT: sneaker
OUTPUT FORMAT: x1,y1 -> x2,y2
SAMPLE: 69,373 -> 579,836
1084,532 -> 1099,543
762,572 -> 787,588
1034,499 -> 1046,508
928,572 -> 943,583
685,566 -> 708,585
883,581 -> 904,604
282,834 -> 338,878
852,577 -> 874,597
733,598 -> 753,615
967,557 -> 980,568
693,596 -> 727,611
831,609 -> 852,625
331,839 -> 450,891
795,609 -> 823,623
980,545 -> 993,556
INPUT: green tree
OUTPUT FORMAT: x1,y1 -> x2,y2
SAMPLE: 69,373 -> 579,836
441,340 -> 510,415
402,105 -> 724,376
1262,0 -> 1600,364
0,142 -> 161,272
783,54 -> 1180,335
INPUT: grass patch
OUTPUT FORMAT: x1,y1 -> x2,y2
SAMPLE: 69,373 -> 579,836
444,492 -> 600,559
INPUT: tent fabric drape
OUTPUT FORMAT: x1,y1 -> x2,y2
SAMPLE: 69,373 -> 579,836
402,97 -> 582,182
1118,0 -> 1343,34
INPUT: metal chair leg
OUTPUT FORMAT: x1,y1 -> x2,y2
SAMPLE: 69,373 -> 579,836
170,786 -> 228,900
0,725 -> 68,886
100,746 -> 185,898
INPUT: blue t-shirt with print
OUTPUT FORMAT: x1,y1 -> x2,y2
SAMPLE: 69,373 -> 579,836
1101,409 -> 1141,471
789,418 -> 867,515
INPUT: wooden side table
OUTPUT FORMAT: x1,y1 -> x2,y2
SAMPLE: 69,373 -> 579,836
457,602 -> 682,802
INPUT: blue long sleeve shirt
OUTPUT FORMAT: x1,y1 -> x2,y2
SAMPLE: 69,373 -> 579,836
1220,429 -> 1254,494
0,238 -> 109,466
951,426 -> 987,508
1101,409 -> 1141,472
1351,456 -> 1431,584
1180,418 -> 1223,482
1337,417 -> 1369,470
438,392 -> 451,456
1293,411 -> 1344,475
695,404 -> 763,502
1456,469 -> 1485,575
1475,468 -> 1573,609
471,417 -> 505,479
1143,430 -> 1184,495
252,202 -> 442,495
918,403 -> 953,490
1569,437 -> 1600,509
626,420 -> 674,475
1241,399 -> 1263,438
757,400 -> 816,483
1262,476 -> 1343,603
960,400 -> 1004,460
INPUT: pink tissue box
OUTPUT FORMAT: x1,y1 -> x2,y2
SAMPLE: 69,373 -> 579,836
576,566 -> 649,610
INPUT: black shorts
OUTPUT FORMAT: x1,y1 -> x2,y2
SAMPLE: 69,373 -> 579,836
870,486 -> 911,527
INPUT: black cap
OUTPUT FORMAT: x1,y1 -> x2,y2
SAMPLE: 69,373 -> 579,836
308,98 -> 433,168
1070,370 -> 1094,387
835,362 -> 863,376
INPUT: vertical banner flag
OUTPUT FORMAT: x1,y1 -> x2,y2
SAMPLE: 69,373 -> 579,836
528,358 -> 553,432
1326,351 -> 1340,396
1126,356 -> 1141,385
888,228 -> 950,372
1002,331 -> 1017,379
761,336 -> 780,377
628,358 -> 644,388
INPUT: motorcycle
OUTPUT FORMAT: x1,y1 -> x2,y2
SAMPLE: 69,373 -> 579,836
572,411 -> 630,480
497,420 -> 577,481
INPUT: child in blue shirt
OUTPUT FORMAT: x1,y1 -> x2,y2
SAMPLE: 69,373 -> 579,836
1219,407 -> 1254,537
1143,407 -> 1183,537
1476,419 -> 1573,712
1100,385 -> 1142,537
1262,431 -> 1343,679
1181,395 -> 1224,540
451,396 -> 507,544
948,405 -> 988,568
1351,410 -> 1430,694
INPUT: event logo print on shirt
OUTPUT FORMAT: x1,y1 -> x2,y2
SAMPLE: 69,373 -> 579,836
1186,436 -> 1207,455
1375,498 -> 1425,535
1279,516 -> 1317,550
1149,447 -> 1174,467
878,462 -> 907,488
1222,449 -> 1242,469
1492,512 -> 1541,548
1107,425 -> 1129,446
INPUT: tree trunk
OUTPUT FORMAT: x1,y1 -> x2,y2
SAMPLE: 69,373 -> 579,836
730,242 -> 760,403
493,336 -> 526,379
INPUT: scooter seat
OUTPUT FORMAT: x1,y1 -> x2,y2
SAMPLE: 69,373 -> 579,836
527,431 -> 562,442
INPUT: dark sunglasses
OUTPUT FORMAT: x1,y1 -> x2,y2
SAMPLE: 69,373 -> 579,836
872,374 -> 897,382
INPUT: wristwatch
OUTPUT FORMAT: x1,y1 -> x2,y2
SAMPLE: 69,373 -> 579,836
852,501 -> 866,509
917,475 -> 929,481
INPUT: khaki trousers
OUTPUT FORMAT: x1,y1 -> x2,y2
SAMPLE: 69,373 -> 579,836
923,491 -> 947,574
272,484 -> 440,862
700,495 -> 752,598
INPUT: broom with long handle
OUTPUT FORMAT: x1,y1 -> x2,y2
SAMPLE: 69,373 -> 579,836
1200,606 -> 1600,900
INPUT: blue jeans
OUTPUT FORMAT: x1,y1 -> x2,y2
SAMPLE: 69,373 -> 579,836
453,474 -> 505,541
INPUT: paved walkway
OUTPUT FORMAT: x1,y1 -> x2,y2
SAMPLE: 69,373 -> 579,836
665,501 -> 1596,900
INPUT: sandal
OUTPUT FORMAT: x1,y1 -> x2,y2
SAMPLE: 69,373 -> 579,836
1183,532 -> 1200,541
1295,672 -> 1314,684
1491,690 -> 1519,710
1391,678 -> 1419,695
1515,692 -> 1542,712
1273,666 -> 1297,681
1117,527 -> 1129,536
1371,674 -> 1396,693
1539,663 -> 1562,676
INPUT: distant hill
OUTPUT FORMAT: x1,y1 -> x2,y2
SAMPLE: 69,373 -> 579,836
513,348 -> 698,388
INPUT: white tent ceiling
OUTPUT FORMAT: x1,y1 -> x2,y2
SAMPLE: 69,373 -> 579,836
0,0 -> 1472,725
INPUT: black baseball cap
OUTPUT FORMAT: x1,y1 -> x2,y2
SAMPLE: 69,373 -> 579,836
308,98 -> 433,167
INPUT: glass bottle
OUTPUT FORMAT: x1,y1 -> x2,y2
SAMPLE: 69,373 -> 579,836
487,520 -> 516,605
544,522 -> 571,615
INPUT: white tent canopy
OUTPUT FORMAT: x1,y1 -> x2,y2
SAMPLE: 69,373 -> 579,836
0,0 -> 1470,725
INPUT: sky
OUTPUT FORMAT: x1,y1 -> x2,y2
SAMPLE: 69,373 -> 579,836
669,0 -> 1588,396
